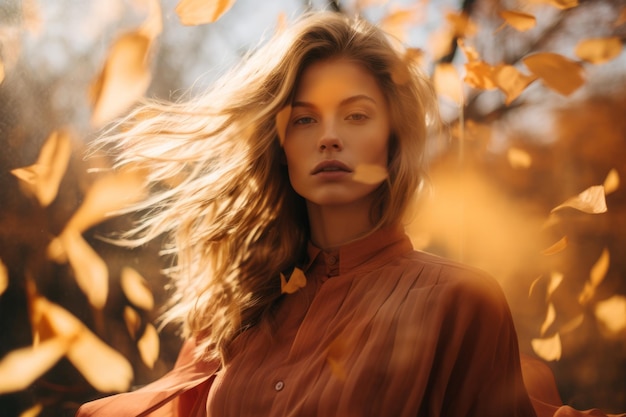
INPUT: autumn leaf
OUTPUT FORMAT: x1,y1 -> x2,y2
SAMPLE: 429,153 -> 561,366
90,31 -> 152,127
507,147 -> 532,169
494,65 -> 537,104
429,28 -> 455,61
550,185 -> 607,214
446,11 -> 477,37
0,258 -> 7,296
380,7 -> 421,41
137,323 -> 160,369
579,247 -> 610,305
275,105 -> 291,146
10,130 -> 72,207
560,314 -> 584,334
121,267 -> 154,311
280,268 -> 306,294
464,61 -> 497,90
542,236 -> 568,256
575,37 -> 622,64
433,63 -> 463,105
540,303 -> 556,335
499,10 -> 536,32
547,272 -> 563,299
175,0 -> 236,26
352,164 -> 388,185
19,403 -> 43,417
531,333 -> 562,361
0,337 -> 70,394
136,0 -> 163,39
458,39 -> 479,62
124,306 -> 141,339
594,295 -> 626,335
603,168 -> 620,195
523,52 -> 585,96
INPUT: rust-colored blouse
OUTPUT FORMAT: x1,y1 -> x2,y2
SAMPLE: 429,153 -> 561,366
76,226 -> 624,417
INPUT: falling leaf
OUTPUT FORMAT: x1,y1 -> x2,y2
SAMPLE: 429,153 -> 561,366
494,65 -> 536,104
90,31 -> 152,126
507,147 -> 532,169
560,314 -> 584,334
19,403 -> 43,417
446,11 -> 477,37
175,0 -> 236,26
575,37 -> 622,64
528,275 -> 542,297
0,258 -> 7,296
136,0 -> 163,39
523,52 -> 585,96
65,169 -> 146,233
280,268 -> 306,294
464,61 -> 497,90
121,267 -> 154,311
137,323 -> 160,369
433,63 -> 463,105
615,7 -> 626,27
551,185 -> 607,214
590,247 -> 610,287
499,10 -> 536,31
429,28 -> 455,61
352,164 -> 388,185
380,8 -> 420,41
10,130 -> 72,207
275,105 -> 291,146
540,303 -> 556,335
603,168 -> 619,195
542,236 -> 568,256
61,230 -> 109,309
0,337 -> 70,394
458,39 -> 479,62
547,272 -> 563,298
594,295 -> 626,335
124,306 -> 141,339
531,333 -> 562,361
32,296 -> 84,341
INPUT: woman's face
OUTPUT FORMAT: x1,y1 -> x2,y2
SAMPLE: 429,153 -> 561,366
283,58 -> 391,209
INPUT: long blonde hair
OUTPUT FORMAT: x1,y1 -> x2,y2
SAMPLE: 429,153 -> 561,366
99,12 -> 437,363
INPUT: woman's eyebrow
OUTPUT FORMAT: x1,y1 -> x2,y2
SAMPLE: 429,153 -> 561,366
292,94 -> 378,109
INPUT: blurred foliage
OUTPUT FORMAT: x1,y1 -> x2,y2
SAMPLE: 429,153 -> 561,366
1,0 -> 625,416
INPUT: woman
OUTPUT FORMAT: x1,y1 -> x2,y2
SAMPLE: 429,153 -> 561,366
77,11 -> 621,417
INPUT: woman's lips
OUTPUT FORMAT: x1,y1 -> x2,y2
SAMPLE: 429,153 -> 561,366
311,160 -> 352,175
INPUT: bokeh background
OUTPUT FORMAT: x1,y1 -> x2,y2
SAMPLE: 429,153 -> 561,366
1,0 -> 625,416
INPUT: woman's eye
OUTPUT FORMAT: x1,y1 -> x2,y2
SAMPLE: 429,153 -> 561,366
347,113 -> 368,121
294,116 -> 315,125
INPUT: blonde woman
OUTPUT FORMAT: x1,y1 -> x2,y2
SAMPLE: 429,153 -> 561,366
76,11 -> 622,417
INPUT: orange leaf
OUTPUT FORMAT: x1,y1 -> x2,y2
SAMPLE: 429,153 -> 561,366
560,314 -> 584,334
507,147 -> 532,169
136,0 -> 162,39
494,64 -> 537,104
380,8 -> 421,41
551,185 -> 607,214
446,11 -> 477,37
547,272 -> 563,299
523,52 -> 585,96
433,63 -> 463,104
90,32 -> 152,126
499,10 -> 536,31
540,303 -> 556,336
0,258 -> 7,296
121,267 -> 154,311
175,0 -> 236,26
280,268 -> 306,294
575,37 -> 623,64
10,130 -> 72,207
275,105 -> 291,146
595,295 -> 626,336
542,236 -> 568,256
531,333 -> 562,361
137,323 -> 160,369
603,168 -> 620,195
18,403 -> 43,417
464,61 -> 497,90
458,39 -> 479,62
123,306 -> 141,339
590,247 -> 610,288
352,164 -> 388,185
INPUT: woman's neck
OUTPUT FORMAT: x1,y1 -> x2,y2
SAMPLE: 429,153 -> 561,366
306,200 -> 376,250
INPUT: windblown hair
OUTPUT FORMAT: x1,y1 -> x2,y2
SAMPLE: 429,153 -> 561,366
98,12 -> 437,364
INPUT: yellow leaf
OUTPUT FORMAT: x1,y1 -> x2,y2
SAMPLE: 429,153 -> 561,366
433,63 -> 463,105
494,64 -> 537,104
0,337 -> 70,394
0,258 -> 7,296
10,130 -> 72,207
507,147 -> 532,169
542,236 -> 568,256
137,323 -> 160,369
551,185 -> 607,214
121,267 -> 154,311
590,247 -> 610,287
540,303 -> 556,336
65,169 -> 146,233
499,10 -> 536,31
90,32 -> 152,126
33,296 -> 84,341
19,403 -> 43,417
464,61 -> 497,90
61,230 -> 109,309
594,295 -> 626,335
603,168 -> 620,195
175,0 -> 236,25
275,105 -> 291,146
523,52 -> 585,96
280,268 -> 306,294
575,37 -> 623,64
531,333 -> 562,361
547,271 -> 563,298
352,164 -> 388,185
123,306 -> 141,339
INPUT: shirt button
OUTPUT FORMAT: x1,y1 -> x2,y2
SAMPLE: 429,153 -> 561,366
274,380 -> 284,391
327,256 -> 337,265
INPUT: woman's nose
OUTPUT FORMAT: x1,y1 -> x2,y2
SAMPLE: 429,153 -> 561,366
317,124 -> 343,151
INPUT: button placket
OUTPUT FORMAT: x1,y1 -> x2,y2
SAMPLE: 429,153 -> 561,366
274,380 -> 285,391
